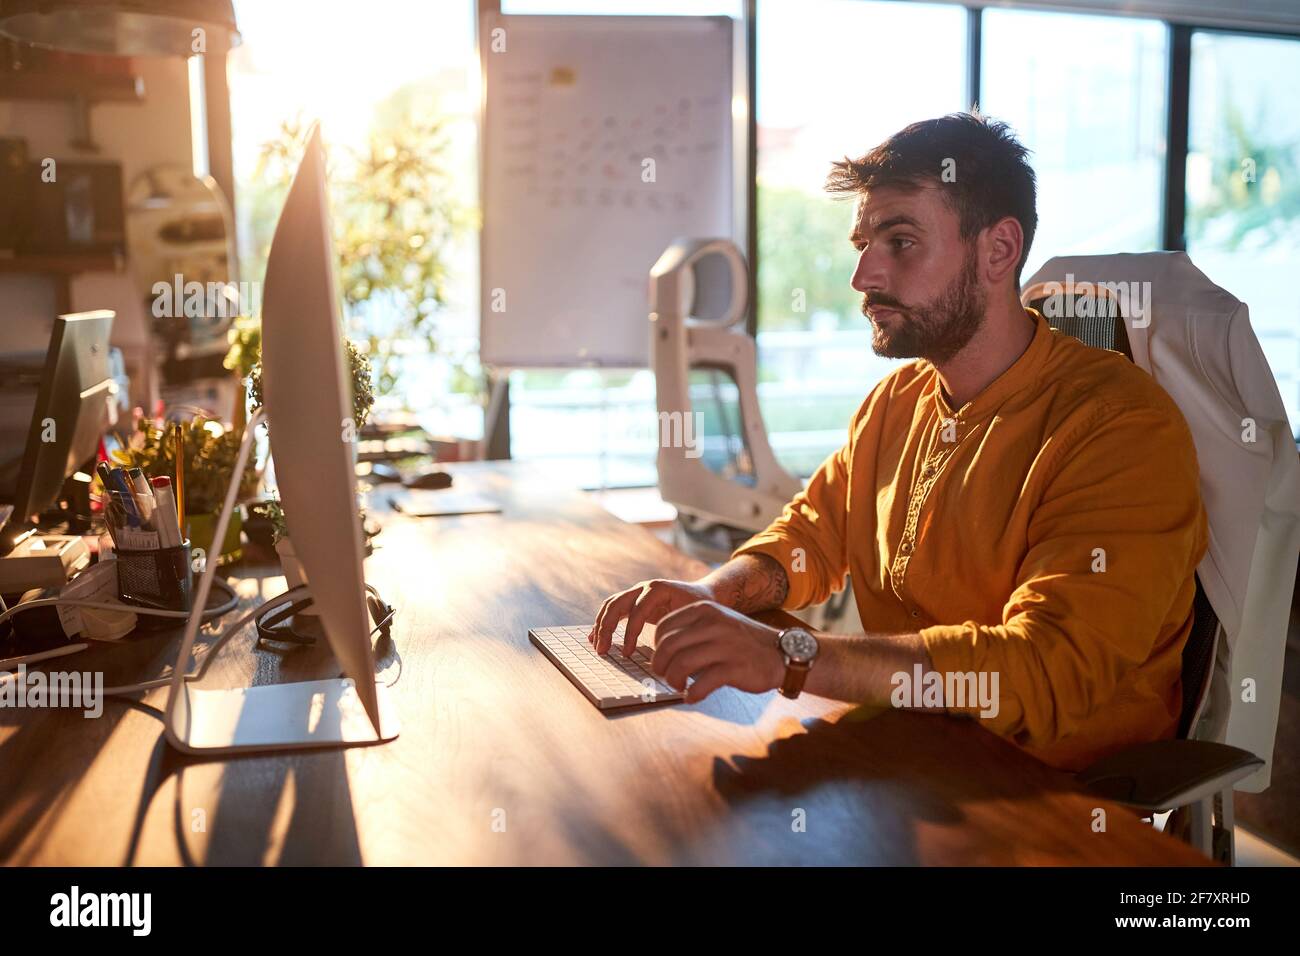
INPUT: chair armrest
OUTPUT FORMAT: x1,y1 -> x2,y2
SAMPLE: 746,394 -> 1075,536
1077,740 -> 1264,812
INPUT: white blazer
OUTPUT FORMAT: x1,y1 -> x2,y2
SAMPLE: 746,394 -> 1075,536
1024,252 -> 1300,791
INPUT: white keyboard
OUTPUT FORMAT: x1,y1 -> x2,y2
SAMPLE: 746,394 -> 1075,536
529,623 -> 684,710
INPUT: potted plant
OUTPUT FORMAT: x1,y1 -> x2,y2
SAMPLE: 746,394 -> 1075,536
223,314 -> 261,433
255,495 -> 308,591
244,337 -> 376,588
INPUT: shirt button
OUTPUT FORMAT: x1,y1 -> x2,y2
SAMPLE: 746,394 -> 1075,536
911,610 -> 920,619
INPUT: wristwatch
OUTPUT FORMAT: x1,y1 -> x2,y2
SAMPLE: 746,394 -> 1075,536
776,626 -> 819,699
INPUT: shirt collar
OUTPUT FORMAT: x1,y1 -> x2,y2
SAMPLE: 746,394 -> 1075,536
932,308 -> 1052,421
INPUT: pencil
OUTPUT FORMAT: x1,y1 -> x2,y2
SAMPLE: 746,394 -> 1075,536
172,421 -> 185,535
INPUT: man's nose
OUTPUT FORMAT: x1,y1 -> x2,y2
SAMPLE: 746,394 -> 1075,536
850,247 -> 887,294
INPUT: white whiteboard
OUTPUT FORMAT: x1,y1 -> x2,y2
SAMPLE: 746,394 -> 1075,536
480,14 -> 735,368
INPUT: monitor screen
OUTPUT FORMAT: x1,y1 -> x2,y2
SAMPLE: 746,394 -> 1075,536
10,311 -> 115,523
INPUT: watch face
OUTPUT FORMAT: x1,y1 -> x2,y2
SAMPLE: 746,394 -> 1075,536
780,628 -> 818,663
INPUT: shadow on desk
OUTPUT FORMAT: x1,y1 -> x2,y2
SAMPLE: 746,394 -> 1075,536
151,614 -> 390,866
139,731 -> 365,866
0,562 -> 374,867
696,707 -> 1165,866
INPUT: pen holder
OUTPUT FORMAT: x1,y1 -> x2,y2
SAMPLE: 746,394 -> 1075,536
116,540 -> 193,627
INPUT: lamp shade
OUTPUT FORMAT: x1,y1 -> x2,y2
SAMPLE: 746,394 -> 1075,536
0,0 -> 240,57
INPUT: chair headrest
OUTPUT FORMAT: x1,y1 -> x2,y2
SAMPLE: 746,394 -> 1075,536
1021,280 -> 1133,361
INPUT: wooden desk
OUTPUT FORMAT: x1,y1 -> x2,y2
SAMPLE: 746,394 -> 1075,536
0,463 -> 1209,865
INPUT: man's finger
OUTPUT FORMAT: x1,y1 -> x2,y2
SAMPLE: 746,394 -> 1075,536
652,619 -> 721,681
684,663 -> 731,704
654,598 -> 718,641
660,643 -> 727,693
652,600 -> 721,656
588,591 -> 621,643
623,584 -> 672,657
587,594 -> 614,643
591,588 -> 638,653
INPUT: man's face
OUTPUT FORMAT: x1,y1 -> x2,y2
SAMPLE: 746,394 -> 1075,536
849,184 -> 986,365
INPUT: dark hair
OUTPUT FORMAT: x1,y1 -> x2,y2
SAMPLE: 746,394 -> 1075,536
826,111 -> 1037,283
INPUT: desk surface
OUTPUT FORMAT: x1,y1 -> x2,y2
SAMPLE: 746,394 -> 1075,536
0,463 -> 1209,865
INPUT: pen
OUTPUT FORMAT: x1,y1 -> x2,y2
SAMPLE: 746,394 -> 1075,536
95,460 -> 115,494
126,466 -> 156,529
95,461 -> 117,527
108,467 -> 141,528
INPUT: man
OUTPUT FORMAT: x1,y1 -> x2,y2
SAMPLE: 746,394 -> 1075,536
589,112 -> 1208,772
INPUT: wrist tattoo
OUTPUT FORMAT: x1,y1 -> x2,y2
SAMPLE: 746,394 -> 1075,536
714,553 -> 790,614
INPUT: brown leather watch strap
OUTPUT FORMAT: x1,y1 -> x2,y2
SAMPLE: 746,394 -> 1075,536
780,660 -> 811,699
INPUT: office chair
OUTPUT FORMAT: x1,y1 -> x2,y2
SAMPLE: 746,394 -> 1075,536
1022,253 -> 1300,863
649,238 -> 860,631
649,239 -> 802,539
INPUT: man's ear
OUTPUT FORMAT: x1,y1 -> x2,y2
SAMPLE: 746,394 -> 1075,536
982,216 -> 1024,285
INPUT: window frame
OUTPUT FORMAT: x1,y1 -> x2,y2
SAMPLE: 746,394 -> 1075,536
470,1 -> 1300,462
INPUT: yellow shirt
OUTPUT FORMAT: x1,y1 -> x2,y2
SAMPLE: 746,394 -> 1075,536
735,309 -> 1208,772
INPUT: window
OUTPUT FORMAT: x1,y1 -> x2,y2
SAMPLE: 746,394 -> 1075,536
1187,31 -> 1300,437
227,0 -> 481,438
755,0 -> 967,476
225,3 -> 1300,490
980,8 -> 1168,280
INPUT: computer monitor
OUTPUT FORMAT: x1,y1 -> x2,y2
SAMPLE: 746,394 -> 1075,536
3,311 -> 116,544
259,122 -> 386,734
162,122 -> 397,754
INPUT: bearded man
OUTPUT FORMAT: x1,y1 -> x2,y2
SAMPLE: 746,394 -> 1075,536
589,112 -> 1207,772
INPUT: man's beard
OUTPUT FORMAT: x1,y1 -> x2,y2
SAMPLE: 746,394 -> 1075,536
861,248 -> 986,365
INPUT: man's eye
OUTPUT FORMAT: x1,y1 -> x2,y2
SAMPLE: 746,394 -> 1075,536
891,237 -> 914,251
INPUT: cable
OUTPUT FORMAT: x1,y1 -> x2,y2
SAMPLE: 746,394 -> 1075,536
101,599 -> 270,696
253,584 -> 392,647
3,580 -> 398,698
1,594 -> 272,697
0,579 -> 250,697
104,583 -> 396,695
0,578 -> 240,632
251,584 -> 401,688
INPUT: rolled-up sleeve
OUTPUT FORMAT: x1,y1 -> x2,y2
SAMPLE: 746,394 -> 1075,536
731,439 -> 852,611
919,400 -> 1208,751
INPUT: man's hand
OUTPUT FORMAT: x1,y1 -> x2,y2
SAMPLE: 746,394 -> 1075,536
589,578 -> 715,656
588,554 -> 791,658
651,600 -> 785,704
